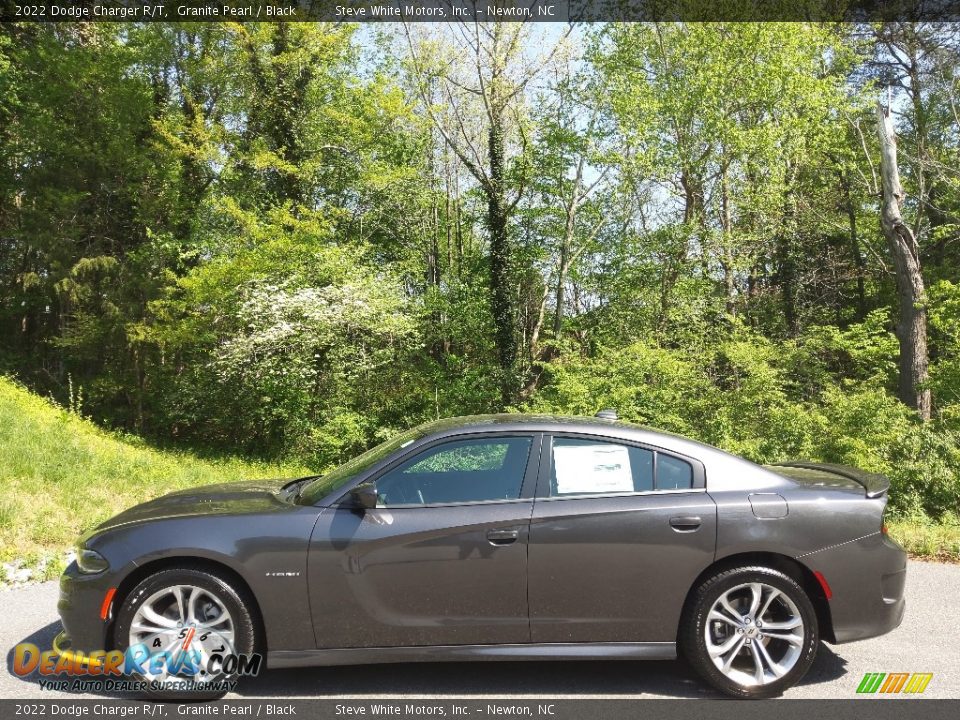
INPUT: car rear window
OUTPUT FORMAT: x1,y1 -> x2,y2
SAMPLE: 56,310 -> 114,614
549,438 -> 694,496
658,454 -> 693,489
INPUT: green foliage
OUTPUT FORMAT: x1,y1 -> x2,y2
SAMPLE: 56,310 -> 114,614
2,22 -> 960,545
528,320 -> 960,521
0,376 -> 305,568
929,281 -> 960,428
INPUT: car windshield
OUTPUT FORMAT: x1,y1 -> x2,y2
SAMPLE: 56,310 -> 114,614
298,425 -> 426,504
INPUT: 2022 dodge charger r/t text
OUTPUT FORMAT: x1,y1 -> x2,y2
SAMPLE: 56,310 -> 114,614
56,413 -> 906,699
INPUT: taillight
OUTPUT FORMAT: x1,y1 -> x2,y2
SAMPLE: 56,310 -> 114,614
813,570 -> 833,600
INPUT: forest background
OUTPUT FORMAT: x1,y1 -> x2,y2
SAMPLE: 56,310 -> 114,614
2,21 -> 959,574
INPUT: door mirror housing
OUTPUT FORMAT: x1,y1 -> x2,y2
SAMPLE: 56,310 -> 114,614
349,482 -> 379,510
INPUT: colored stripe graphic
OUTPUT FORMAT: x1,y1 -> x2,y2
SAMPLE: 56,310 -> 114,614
903,673 -> 933,694
857,673 -> 885,693
857,672 -> 933,694
880,673 -> 909,693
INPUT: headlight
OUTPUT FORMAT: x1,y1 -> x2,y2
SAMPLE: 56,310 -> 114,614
76,548 -> 109,574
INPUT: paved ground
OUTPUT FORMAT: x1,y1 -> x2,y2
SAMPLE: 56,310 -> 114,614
2,560 -> 957,699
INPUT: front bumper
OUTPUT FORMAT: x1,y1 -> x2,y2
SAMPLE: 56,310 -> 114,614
57,561 -> 116,655
801,532 -> 907,644
52,629 -> 95,667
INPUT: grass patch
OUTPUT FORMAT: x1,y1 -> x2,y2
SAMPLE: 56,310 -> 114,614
0,376 -> 307,578
887,518 -> 960,562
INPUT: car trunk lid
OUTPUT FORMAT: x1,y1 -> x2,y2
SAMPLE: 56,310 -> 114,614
768,461 -> 891,498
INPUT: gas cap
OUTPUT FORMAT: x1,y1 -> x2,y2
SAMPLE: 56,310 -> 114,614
748,493 -> 789,519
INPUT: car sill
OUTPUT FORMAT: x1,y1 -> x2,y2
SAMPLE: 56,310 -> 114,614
267,642 -> 677,668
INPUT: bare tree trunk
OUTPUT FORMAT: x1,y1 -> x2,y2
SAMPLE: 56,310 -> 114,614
876,101 -> 931,420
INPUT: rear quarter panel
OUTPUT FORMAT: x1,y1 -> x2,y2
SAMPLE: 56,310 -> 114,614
706,451 -> 885,559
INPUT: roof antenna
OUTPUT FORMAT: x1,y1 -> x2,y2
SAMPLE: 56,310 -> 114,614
595,408 -> 618,420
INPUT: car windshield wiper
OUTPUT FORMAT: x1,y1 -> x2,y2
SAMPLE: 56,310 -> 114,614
294,475 -> 325,504
280,476 -> 318,504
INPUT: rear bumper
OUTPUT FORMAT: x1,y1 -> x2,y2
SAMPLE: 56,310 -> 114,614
799,532 -> 906,644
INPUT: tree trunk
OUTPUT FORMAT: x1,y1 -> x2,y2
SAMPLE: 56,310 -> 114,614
486,27 -> 516,405
838,168 -> 867,321
876,101 -> 931,420
720,163 -> 736,316
488,117 -> 515,403
777,168 -> 798,336
553,175 -> 580,343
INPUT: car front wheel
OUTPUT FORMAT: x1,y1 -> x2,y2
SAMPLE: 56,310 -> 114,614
112,566 -> 258,700
680,565 -> 819,698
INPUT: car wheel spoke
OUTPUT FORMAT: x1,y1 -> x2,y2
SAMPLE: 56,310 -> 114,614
708,608 -> 742,627
140,605 -> 178,629
131,621 -> 160,635
762,630 -> 803,646
720,636 -> 747,672
757,588 -> 781,619
718,593 -> 742,620
198,612 -> 230,629
171,586 -> 186,624
762,617 -> 802,630
750,641 -> 767,683
756,639 -> 786,678
708,632 -> 742,658
747,583 -> 763,617
186,587 -> 202,625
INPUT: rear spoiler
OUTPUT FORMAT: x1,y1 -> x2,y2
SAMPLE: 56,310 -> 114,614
775,461 -> 891,498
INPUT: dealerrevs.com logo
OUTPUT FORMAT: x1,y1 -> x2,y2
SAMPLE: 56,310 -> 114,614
12,641 -> 262,693
856,672 -> 934,695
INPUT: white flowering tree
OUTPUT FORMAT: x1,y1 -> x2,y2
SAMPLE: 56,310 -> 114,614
214,275 -> 418,465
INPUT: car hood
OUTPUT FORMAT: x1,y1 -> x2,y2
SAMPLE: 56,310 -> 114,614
94,478 -> 297,531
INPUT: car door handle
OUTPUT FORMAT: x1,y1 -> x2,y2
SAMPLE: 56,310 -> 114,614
669,516 -> 702,532
486,529 -> 519,546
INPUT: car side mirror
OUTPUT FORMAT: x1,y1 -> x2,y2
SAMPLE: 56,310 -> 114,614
349,482 -> 379,510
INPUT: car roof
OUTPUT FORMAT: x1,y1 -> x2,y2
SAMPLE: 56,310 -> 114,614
412,413 -> 715,457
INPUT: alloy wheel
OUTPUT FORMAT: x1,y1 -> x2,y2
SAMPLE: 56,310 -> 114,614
704,581 -> 805,687
128,583 -> 235,683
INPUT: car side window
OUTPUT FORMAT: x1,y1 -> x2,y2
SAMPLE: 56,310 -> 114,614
657,454 -> 694,489
375,436 -> 532,507
550,438 -> 653,496
549,437 -> 695,496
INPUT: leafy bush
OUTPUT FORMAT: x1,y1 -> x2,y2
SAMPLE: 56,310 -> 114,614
528,323 -> 960,521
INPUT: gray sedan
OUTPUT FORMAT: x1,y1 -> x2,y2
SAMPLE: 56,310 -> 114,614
56,413 -> 906,699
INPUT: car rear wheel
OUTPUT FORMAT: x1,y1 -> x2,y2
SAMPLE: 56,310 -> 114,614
680,565 -> 819,698
113,567 -> 258,700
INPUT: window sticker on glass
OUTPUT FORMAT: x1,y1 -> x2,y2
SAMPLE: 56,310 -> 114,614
553,442 -> 634,494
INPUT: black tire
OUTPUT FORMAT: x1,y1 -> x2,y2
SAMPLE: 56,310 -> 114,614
113,567 -> 258,701
679,566 -> 819,699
